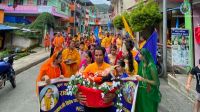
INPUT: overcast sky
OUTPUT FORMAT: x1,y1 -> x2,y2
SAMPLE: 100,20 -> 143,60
90,0 -> 110,5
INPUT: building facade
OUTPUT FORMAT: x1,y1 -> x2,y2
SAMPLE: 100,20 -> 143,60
0,0 -> 70,24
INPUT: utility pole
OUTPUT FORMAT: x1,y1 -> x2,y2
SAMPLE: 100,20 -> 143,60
83,2 -> 86,33
163,0 -> 167,77
73,0 -> 77,37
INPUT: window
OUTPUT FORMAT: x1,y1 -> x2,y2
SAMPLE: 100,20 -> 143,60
37,0 -> 47,5
61,2 -> 66,12
27,0 -> 33,5
37,0 -> 41,5
17,0 -> 23,5
0,0 -> 7,4
43,0 -> 47,5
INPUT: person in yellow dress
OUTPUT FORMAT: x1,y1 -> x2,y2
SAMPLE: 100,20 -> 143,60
62,40 -> 81,77
116,34 -> 122,51
123,39 -> 138,75
101,32 -> 112,53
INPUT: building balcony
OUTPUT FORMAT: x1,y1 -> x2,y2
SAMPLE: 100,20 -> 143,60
0,4 -> 68,19
70,3 -> 83,14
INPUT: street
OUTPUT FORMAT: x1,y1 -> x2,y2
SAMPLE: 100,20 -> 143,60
0,62 -> 193,112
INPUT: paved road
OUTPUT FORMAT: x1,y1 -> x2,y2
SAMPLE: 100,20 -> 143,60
159,78 -> 193,112
0,63 -> 193,112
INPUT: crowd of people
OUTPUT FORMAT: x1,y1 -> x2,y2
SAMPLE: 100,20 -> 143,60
37,31 -> 161,112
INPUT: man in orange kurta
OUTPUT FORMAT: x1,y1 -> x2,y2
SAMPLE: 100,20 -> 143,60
53,32 -> 65,53
62,40 -> 81,77
83,46 -> 111,84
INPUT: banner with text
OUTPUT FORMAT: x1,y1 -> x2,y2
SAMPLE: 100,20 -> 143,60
38,78 -> 138,112
171,28 -> 189,66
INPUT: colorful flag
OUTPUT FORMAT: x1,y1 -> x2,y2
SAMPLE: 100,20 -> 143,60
142,31 -> 158,63
94,26 -> 100,46
122,16 -> 134,39
135,31 -> 158,64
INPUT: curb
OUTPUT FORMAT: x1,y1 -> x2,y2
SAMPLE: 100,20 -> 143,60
168,74 -> 195,103
15,55 -> 49,75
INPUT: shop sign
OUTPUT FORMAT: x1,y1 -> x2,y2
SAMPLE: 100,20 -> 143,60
171,28 -> 190,66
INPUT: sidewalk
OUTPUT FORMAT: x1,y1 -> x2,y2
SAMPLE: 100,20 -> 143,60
13,47 -> 49,74
168,74 -> 196,103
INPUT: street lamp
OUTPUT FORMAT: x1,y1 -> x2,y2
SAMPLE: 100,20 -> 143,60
163,0 -> 167,77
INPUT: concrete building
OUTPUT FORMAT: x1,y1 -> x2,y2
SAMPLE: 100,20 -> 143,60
108,0 -> 138,17
0,0 -> 70,25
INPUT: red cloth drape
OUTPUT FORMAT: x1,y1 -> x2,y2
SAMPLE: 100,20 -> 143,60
195,27 -> 200,44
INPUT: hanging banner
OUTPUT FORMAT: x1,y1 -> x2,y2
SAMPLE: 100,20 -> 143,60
171,28 -> 189,66
38,78 -> 138,112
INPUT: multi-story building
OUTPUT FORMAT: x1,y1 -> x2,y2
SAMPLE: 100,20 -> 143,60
84,5 -> 97,32
108,0 -> 137,18
68,0 -> 96,35
97,11 -> 112,31
0,0 -> 70,27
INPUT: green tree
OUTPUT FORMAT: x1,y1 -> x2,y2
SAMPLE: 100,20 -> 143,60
29,12 -> 56,43
129,0 -> 162,32
113,15 -> 123,30
29,12 -> 56,30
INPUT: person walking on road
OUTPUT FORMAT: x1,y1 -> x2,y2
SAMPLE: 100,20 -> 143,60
44,32 -> 50,51
186,59 -> 200,112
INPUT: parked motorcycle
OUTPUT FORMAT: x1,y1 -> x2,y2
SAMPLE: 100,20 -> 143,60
156,48 -> 164,77
0,54 -> 16,89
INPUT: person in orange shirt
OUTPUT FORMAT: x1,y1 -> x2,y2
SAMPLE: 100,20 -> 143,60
78,46 -> 116,112
44,32 -> 50,51
53,32 -> 65,53
83,46 -> 114,84
62,40 -> 81,77
36,51 -> 69,94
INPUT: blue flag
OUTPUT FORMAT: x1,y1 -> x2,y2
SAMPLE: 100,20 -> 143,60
94,26 -> 100,46
135,31 -> 158,64
143,31 -> 158,63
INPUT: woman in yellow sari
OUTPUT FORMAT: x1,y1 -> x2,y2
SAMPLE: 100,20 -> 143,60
62,40 -> 81,77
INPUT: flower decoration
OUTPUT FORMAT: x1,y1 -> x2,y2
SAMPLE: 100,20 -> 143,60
66,73 -> 123,111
